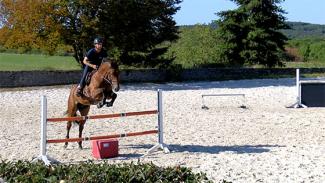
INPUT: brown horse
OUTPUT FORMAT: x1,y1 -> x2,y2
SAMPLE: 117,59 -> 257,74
65,58 -> 120,149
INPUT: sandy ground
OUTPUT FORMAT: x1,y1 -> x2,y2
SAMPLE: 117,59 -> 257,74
0,78 -> 324,182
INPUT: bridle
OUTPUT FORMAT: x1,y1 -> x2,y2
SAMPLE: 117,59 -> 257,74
103,76 -> 113,86
99,60 -> 119,87
102,70 -> 119,87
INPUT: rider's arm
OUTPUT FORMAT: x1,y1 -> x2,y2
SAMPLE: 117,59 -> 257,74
83,57 -> 97,69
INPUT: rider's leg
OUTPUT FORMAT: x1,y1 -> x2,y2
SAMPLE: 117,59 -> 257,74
77,66 -> 91,96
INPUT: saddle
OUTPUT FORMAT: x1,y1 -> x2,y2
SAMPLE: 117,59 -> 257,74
85,70 -> 97,85
81,69 -> 100,99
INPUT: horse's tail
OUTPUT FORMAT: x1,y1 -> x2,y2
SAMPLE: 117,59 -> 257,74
73,121 -> 80,126
62,110 -> 78,125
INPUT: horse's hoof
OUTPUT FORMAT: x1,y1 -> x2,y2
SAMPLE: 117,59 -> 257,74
106,102 -> 113,107
97,100 -> 105,108
97,103 -> 103,108
78,146 -> 83,150
63,144 -> 68,149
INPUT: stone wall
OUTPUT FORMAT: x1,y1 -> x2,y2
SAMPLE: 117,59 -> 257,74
1,68 -> 325,88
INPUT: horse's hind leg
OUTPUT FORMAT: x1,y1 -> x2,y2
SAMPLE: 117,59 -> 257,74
64,88 -> 78,148
77,104 -> 90,149
64,121 -> 72,148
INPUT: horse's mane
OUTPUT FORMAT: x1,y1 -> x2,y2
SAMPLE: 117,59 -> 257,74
102,58 -> 118,70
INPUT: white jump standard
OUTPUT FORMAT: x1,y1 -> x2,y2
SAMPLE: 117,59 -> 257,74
289,69 -> 325,108
289,69 -> 307,108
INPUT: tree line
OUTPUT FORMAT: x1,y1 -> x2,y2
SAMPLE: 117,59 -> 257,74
0,0 -> 181,67
1,0 -> 324,68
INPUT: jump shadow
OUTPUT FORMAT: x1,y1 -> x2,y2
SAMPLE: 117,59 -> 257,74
168,144 -> 285,154
120,143 -> 283,154
123,144 -> 155,149
116,153 -> 143,159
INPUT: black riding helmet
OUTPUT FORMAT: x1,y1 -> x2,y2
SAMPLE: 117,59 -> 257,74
93,37 -> 103,44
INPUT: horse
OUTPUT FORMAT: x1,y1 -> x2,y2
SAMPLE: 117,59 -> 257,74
64,58 -> 120,149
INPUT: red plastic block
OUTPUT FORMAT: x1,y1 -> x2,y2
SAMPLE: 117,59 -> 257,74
91,139 -> 119,159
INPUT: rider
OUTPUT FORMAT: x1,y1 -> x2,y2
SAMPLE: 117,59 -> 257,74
76,37 -> 108,97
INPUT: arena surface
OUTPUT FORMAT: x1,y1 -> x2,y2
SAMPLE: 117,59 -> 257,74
1,78 -> 324,182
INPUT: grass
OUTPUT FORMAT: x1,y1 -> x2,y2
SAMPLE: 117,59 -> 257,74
284,60 -> 325,68
1,53 -> 325,71
0,53 -> 81,71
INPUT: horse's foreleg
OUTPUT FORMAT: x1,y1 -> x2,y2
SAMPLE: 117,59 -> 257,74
97,97 -> 106,109
64,121 -> 72,148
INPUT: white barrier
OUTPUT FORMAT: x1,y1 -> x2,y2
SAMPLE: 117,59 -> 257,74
201,94 -> 247,109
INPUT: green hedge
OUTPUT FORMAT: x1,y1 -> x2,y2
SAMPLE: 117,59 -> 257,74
0,160 -> 216,183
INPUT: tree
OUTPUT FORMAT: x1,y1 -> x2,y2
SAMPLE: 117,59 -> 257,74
216,0 -> 289,67
0,0 -> 181,67
166,25 -> 221,68
47,0 -> 181,66
0,0 -> 62,54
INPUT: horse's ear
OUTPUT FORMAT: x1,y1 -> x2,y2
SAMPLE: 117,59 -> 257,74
102,57 -> 108,62
110,59 -> 119,69
103,57 -> 113,63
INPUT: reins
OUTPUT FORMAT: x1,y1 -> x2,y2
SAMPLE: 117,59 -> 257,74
103,76 -> 113,86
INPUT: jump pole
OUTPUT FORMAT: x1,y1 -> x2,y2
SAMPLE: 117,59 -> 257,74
34,89 -> 168,165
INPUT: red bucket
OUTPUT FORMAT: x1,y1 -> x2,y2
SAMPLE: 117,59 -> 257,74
91,139 -> 119,159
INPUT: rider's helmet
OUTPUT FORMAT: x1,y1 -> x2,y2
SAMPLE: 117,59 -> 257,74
93,37 -> 104,44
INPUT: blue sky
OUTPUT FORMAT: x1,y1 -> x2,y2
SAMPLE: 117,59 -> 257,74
174,0 -> 325,25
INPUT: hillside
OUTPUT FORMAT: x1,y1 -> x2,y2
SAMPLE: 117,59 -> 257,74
180,21 -> 325,39
282,22 -> 325,39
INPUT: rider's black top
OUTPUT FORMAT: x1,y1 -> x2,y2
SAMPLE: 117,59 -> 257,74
86,48 -> 108,66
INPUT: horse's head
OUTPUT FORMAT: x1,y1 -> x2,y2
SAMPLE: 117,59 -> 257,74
98,58 -> 120,92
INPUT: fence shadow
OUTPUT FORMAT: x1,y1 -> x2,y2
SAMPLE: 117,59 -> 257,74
122,78 -> 298,91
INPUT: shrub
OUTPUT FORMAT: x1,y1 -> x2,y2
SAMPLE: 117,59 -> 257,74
0,160 -> 213,183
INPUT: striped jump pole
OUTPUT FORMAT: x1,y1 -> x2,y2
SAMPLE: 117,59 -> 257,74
34,89 -> 169,165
